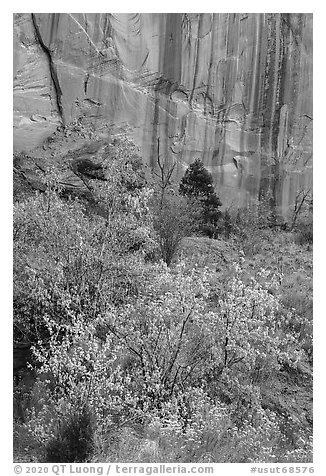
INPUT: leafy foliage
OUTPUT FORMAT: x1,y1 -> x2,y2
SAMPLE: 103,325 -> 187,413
18,257 -> 312,463
179,159 -> 222,237
13,147 -> 155,344
179,159 -> 215,198
13,133 -> 312,464
152,194 -> 198,266
45,406 -> 94,463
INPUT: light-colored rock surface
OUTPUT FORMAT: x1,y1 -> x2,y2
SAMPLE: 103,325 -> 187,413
13,13 -> 312,213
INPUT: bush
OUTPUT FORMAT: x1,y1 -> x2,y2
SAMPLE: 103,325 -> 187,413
13,132 -> 312,463
21,256 -> 312,463
45,406 -> 94,463
222,210 -> 233,239
179,159 -> 222,237
152,194 -> 197,266
294,219 -> 313,246
13,150 -> 155,344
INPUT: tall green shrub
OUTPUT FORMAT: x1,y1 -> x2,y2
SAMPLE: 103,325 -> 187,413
179,159 -> 222,237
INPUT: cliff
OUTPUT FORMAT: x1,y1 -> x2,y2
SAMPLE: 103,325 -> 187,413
13,13 -> 313,213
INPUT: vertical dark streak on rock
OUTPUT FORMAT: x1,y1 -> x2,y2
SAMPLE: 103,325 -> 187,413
202,14 -> 215,164
262,14 -> 278,158
204,13 -> 214,117
103,14 -> 113,39
163,13 -> 182,84
253,15 -> 263,116
164,14 -> 181,164
260,14 -> 275,199
239,12 -> 248,159
277,14 -> 289,152
272,14 -> 284,155
84,73 -> 90,94
214,15 -> 228,172
270,15 -> 280,155
31,13 -> 64,122
289,14 -> 304,144
269,14 -> 289,220
189,14 -> 202,107
286,15 -> 296,141
84,14 -> 89,34
257,13 -> 266,132
150,91 -> 160,169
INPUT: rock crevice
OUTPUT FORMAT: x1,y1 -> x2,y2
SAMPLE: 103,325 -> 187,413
31,13 -> 64,122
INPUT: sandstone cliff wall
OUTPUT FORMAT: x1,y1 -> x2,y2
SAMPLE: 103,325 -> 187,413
13,13 -> 313,212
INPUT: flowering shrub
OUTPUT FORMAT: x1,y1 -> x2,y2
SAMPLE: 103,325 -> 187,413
14,157 -> 156,343
13,135 -> 312,463
151,193 -> 198,266
20,257 -> 311,462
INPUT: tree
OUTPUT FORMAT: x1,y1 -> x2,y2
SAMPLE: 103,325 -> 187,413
150,140 -> 198,266
179,159 -> 215,198
152,138 -> 176,206
289,187 -> 312,231
179,159 -> 222,237
152,194 -> 196,266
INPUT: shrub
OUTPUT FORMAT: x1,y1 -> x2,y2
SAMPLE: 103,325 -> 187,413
23,258 -> 311,462
14,135 -> 312,463
179,159 -> 222,237
179,159 -> 216,198
222,210 -> 233,239
226,203 -> 277,256
45,406 -> 94,463
13,150 -> 155,344
152,194 -> 197,266
294,219 -> 313,246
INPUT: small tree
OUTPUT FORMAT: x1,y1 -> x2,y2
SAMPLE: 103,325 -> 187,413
152,138 -> 176,206
179,159 -> 215,198
223,209 -> 232,239
150,142 -> 199,266
290,187 -> 312,231
179,159 -> 222,237
152,194 -> 195,266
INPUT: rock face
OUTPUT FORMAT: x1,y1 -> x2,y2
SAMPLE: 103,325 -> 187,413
13,13 -> 313,214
